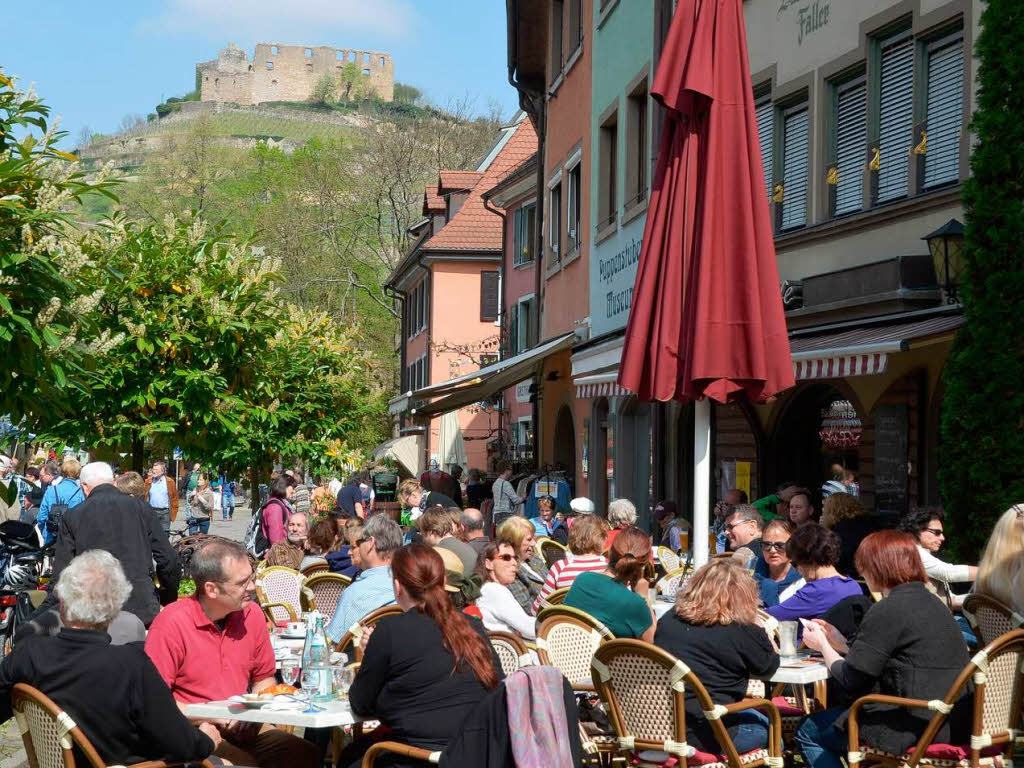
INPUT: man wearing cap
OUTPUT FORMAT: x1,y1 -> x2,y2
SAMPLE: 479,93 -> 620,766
567,497 -> 595,529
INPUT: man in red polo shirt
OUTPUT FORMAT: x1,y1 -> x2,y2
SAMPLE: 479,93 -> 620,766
145,538 -> 317,768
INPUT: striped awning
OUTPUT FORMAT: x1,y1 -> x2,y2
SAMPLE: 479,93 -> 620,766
576,379 -> 631,399
793,353 -> 888,381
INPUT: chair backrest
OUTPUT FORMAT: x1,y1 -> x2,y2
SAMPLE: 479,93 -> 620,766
963,594 -> 1024,647
538,586 -> 570,610
334,604 -> 404,660
300,561 -> 330,578
254,566 -> 304,624
536,606 -> 614,689
488,631 -> 532,676
654,567 -> 690,598
301,573 -> 352,622
539,538 -> 568,568
592,639 -> 755,764
656,546 -> 681,574
11,684 -> 106,768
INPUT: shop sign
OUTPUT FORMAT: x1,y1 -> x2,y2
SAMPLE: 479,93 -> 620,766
819,399 -> 862,448
515,380 -> 532,403
590,214 -> 645,337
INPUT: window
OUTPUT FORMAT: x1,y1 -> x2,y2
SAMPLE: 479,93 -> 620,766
480,271 -> 500,322
779,103 -> 809,230
598,109 -> 619,230
551,0 -> 564,79
337,51 -> 344,60
271,45 -> 279,55
875,32 -> 914,203
406,281 -> 428,339
831,75 -> 867,216
362,68 -> 370,76
512,419 -> 533,462
266,61 -> 274,70
922,34 -> 964,189
625,78 -> 649,209
755,90 -> 773,201
567,163 -> 581,252
549,180 -> 563,262
364,53 -> 371,63
513,201 -> 537,266
516,296 -> 536,353
380,56 -> 386,66
567,0 -> 583,51
304,48 -> 312,58
407,354 -> 428,391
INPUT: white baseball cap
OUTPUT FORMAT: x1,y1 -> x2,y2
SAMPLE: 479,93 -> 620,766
569,497 -> 595,515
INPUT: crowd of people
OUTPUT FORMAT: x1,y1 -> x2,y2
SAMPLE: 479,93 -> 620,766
0,449 -> 1020,768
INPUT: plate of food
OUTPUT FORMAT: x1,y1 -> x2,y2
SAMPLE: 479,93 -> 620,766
228,693 -> 276,708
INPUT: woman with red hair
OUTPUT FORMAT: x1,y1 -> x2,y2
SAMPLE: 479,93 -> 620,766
795,530 -> 970,768
343,543 -> 501,768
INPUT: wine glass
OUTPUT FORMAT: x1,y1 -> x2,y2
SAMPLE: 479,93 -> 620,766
299,668 -> 321,713
280,658 -> 299,688
332,665 -> 355,698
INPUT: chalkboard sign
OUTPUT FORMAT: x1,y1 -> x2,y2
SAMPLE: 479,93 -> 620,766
874,403 -> 908,514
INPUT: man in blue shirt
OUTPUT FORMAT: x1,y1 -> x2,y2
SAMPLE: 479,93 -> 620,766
326,514 -> 401,642
37,459 -> 85,545
144,461 -> 177,535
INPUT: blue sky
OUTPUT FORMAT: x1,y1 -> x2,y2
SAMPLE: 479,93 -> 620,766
4,0 -> 520,145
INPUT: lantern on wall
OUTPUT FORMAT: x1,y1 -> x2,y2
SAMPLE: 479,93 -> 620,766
923,218 -> 965,304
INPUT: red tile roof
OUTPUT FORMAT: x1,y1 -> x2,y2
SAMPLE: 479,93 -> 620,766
423,184 -> 445,214
422,120 -> 539,253
438,170 -> 484,192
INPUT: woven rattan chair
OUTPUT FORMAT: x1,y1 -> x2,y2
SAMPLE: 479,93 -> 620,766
535,605 -> 614,692
592,639 -> 782,768
300,561 -> 330,578
300,572 -> 351,623
656,546 -> 682,575
963,594 -> 1024,647
488,631 -> 533,676
360,742 -> 440,767
254,566 -> 304,626
847,629 -> 1024,768
540,538 -> 569,568
655,567 -> 691,598
334,604 -> 404,661
11,683 -> 216,768
537,586 -> 571,611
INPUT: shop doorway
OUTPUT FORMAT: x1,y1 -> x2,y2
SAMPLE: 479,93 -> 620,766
591,398 -> 610,515
552,405 -> 576,490
770,383 -> 862,496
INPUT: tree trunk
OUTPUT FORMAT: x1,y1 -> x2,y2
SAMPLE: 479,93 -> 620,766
131,432 -> 144,473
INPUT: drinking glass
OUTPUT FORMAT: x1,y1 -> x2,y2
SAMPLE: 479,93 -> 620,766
779,621 -> 799,658
299,669 -> 322,713
332,665 -> 355,698
280,658 -> 300,687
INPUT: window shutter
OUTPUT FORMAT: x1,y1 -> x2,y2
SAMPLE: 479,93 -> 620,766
508,306 -> 519,356
756,98 -> 773,200
923,38 -> 963,189
480,271 -> 499,322
421,282 -> 429,332
780,107 -> 809,230
513,208 -> 524,266
877,35 -> 914,202
834,79 -> 867,215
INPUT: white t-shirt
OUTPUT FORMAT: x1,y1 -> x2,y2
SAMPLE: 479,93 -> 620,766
477,581 -> 537,640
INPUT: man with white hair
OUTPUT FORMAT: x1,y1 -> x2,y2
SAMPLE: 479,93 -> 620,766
0,550 -> 219,765
36,461 -> 179,626
264,510 -> 308,569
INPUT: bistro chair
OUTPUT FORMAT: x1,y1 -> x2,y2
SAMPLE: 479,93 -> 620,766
300,561 -> 330,578
654,567 -> 691,599
361,742 -> 439,767
656,546 -> 682,576
591,639 -> 782,768
539,538 -> 569,568
535,605 -> 614,692
11,683 -> 217,768
487,631 -> 533,676
962,594 -> 1024,647
334,604 -> 404,661
254,566 -> 304,626
847,629 -> 1024,768
537,586 -> 571,611
300,572 -> 351,623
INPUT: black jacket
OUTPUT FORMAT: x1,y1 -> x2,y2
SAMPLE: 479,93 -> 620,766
0,628 -> 213,765
41,484 -> 179,625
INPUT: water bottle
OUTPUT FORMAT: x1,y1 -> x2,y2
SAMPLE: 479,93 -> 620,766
300,612 -> 316,669
308,616 -> 332,701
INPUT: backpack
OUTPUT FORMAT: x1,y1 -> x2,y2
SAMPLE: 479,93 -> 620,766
46,480 -> 83,539
244,499 -> 288,558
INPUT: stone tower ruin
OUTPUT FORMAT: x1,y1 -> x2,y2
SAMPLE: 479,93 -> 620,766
197,42 -> 395,105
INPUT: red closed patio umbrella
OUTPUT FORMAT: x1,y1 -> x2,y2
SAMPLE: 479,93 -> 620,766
618,0 -> 794,563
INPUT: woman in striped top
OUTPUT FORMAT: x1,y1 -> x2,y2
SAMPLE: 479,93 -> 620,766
533,516 -> 610,611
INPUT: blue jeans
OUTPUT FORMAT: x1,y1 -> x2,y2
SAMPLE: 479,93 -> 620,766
722,709 -> 770,754
795,708 -> 847,768
188,519 -> 210,535
222,500 -> 234,520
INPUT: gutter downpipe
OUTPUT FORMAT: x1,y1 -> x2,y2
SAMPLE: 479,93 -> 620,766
483,195 -> 509,471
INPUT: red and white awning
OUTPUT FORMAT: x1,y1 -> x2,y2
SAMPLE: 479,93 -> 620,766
792,353 -> 888,381
575,374 -> 630,399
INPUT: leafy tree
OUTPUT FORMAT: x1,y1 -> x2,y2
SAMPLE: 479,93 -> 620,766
339,62 -> 364,102
0,71 -> 119,428
938,0 -> 1024,558
393,82 -> 422,105
310,73 -> 337,106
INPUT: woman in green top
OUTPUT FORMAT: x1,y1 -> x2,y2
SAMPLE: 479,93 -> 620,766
564,525 -> 656,640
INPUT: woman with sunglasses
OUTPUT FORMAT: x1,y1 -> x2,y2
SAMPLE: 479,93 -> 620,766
754,518 -> 801,593
898,507 -> 977,601
474,540 -> 537,640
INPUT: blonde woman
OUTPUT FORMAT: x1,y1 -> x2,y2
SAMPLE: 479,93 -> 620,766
976,504 -> 1024,614
496,516 -> 548,615
654,558 -> 778,754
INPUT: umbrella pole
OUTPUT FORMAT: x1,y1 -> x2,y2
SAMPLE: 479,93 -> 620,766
692,398 -> 711,567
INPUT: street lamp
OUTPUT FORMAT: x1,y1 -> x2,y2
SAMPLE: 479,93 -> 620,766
923,218 -> 965,304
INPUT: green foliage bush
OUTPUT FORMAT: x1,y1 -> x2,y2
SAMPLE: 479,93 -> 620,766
938,0 -> 1024,560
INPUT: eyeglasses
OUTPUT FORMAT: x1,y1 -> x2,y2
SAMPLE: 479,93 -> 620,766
356,536 -> 372,547
762,541 -> 788,552
725,520 -> 755,532
924,527 -> 945,538
493,553 -> 517,563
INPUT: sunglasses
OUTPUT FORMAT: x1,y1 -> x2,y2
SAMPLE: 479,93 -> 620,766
725,520 -> 755,532
762,541 -> 788,552
924,528 -> 945,538
493,553 -> 517,563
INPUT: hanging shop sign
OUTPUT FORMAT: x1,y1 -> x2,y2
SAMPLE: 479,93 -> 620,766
819,399 -> 862,448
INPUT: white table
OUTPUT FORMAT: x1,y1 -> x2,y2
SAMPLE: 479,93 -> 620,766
770,658 -> 829,685
184,698 -> 363,729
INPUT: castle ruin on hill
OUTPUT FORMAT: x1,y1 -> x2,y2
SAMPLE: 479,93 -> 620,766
197,42 -> 394,105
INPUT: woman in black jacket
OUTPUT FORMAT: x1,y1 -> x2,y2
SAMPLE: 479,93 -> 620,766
796,530 -> 970,768
343,543 -> 502,768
